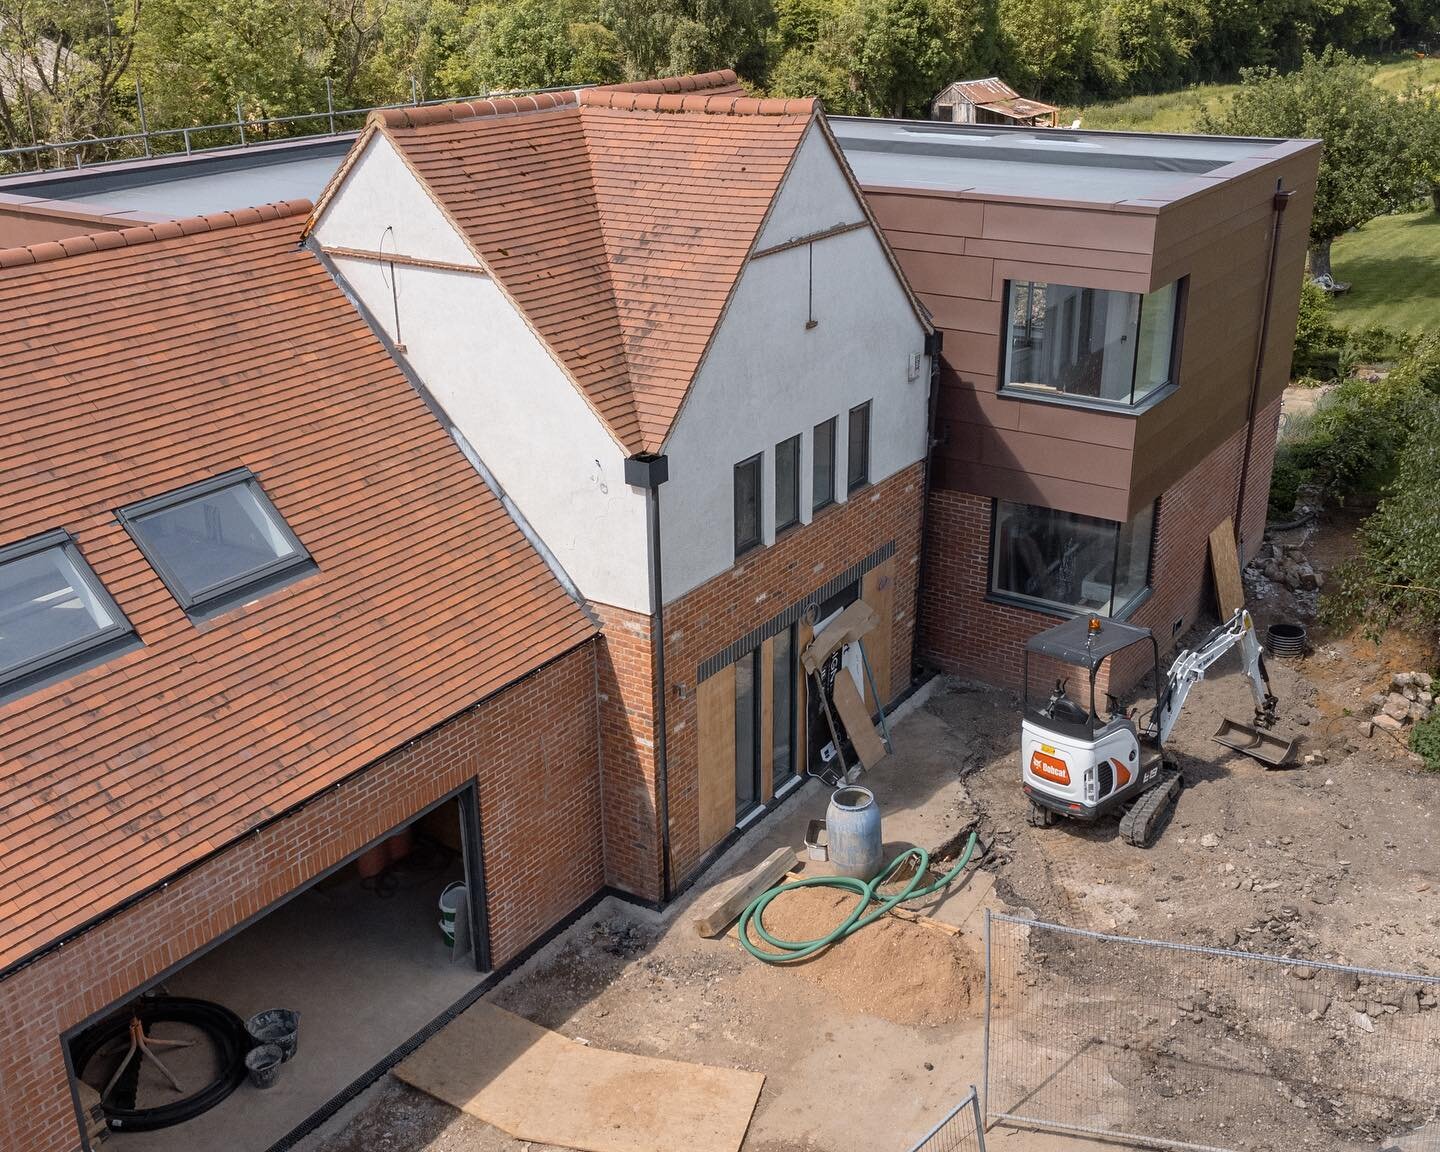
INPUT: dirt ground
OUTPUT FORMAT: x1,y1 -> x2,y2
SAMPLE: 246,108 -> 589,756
302,508 -> 1439,1152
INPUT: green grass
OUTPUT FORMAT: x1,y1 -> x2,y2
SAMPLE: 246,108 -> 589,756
1331,209 -> 1440,335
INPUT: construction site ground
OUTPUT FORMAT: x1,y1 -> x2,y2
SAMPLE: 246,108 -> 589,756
303,511 -> 1437,1152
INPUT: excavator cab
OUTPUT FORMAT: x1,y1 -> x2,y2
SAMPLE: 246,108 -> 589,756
1020,615 -> 1178,844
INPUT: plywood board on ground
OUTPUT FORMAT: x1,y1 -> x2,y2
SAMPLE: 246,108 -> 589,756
395,1001 -> 763,1152
832,672 -> 888,769
1208,517 -> 1245,620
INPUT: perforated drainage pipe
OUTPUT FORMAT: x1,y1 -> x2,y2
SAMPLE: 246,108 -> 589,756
1266,622 -> 1308,658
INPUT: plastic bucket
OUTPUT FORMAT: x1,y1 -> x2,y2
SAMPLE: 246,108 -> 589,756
245,1009 -> 300,1063
244,1044 -> 283,1090
438,882 -> 467,946
825,786 -> 883,880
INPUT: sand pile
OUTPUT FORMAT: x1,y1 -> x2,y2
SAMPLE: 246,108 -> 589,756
744,886 -> 981,1027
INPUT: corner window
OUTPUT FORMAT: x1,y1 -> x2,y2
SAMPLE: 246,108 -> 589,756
847,401 -> 871,492
775,435 -> 800,533
734,454 -> 762,558
1003,280 -> 1180,407
812,417 -> 836,512
0,530 -> 133,693
118,469 -> 311,613
990,500 -> 1155,617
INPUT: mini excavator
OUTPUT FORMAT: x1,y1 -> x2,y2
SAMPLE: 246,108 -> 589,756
1019,609 -> 1295,846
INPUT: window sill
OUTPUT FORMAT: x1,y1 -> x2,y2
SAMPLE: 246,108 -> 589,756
985,585 -> 1152,624
997,381 -> 1178,417
774,519 -> 802,545
847,479 -> 871,497
808,499 -> 839,524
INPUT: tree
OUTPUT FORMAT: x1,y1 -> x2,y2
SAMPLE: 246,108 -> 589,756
1098,0 -> 1210,94
1199,49 -> 1431,281
442,0 -> 620,93
998,0 -> 1102,102
601,0 -> 773,83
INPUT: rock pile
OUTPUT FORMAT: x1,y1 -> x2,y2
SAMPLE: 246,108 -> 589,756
1252,541 -> 1322,592
1363,672 -> 1435,736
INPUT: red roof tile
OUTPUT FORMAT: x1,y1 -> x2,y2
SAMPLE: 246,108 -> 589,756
0,203 -> 595,972
352,88 -> 816,454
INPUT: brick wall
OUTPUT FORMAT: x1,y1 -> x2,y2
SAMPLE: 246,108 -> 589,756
920,395 -> 1282,696
663,462 -> 926,879
0,642 -> 602,1152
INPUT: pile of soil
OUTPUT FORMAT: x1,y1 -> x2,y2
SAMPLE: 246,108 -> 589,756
743,886 -> 980,1027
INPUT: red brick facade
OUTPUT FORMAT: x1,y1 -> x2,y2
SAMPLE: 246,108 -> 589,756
0,642 -> 602,1152
920,396 -> 1282,695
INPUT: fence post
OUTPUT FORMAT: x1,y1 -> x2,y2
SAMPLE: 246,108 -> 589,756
183,127 -> 191,155
970,1085 -> 986,1152
325,78 -> 336,135
237,98 -> 246,146
982,907 -> 992,1128
411,76 -> 419,105
135,80 -> 151,157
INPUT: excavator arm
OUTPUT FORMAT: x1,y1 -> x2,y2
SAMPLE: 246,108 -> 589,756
1153,610 -> 1278,748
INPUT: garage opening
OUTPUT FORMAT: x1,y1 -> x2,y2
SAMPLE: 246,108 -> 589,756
65,789 -> 487,1152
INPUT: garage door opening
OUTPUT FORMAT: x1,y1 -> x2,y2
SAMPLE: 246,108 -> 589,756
65,789 -> 488,1152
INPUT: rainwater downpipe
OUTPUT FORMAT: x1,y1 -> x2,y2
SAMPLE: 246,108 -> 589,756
913,328 -> 945,672
1234,184 -> 1294,555
625,453 -> 673,902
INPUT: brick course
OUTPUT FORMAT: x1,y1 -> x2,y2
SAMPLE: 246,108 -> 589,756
920,395 -> 1282,696
0,642 -> 602,1152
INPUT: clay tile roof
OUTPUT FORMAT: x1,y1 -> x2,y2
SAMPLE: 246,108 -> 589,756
374,89 -> 577,130
0,207 -> 595,974
591,68 -> 744,97
373,81 -> 815,454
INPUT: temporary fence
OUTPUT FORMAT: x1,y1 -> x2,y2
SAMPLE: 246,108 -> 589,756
906,1085 -> 986,1152
982,909 -> 1440,1152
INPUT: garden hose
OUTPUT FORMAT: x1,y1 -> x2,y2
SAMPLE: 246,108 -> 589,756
738,830 -> 981,964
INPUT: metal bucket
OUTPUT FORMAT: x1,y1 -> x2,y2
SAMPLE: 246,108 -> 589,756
245,1009 -> 299,1063
244,1044 -> 283,1090
1212,717 -> 1296,766
825,786 -> 882,880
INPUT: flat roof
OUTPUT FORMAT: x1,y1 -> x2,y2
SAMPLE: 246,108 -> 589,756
0,135 -> 350,219
832,116 -> 1302,204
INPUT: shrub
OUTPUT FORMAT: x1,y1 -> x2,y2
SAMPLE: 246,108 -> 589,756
1411,711 -> 1440,772
1292,278 -> 1344,378
1288,371 -> 1431,502
1267,448 -> 1305,519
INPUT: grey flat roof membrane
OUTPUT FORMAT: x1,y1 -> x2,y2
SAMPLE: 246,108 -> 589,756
0,137 -> 350,217
832,116 -> 1285,203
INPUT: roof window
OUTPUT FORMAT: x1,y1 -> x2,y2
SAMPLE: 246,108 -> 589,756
119,470 -> 311,614
0,530 -> 134,694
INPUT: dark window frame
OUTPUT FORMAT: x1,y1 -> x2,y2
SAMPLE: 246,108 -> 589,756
735,645 -> 763,822
847,401 -> 871,493
0,528 -> 134,694
812,417 -> 837,513
117,468 -> 312,614
775,434 -> 801,534
733,453 -> 763,559
998,278 -> 1186,412
985,498 -> 1157,621
771,623 -> 797,798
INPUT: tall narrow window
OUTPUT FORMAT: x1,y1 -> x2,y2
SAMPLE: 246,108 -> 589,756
735,648 -> 760,820
118,469 -> 311,613
775,435 -> 800,533
0,530 -> 133,694
734,454 -> 762,558
772,626 -> 795,793
847,401 -> 871,492
812,417 -> 836,512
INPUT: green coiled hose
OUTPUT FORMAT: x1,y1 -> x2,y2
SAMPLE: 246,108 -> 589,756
738,830 -> 980,963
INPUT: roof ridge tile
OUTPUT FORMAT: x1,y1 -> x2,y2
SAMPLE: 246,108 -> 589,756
0,200 -> 311,271
375,90 -> 577,130
591,68 -> 739,96
578,90 -> 816,117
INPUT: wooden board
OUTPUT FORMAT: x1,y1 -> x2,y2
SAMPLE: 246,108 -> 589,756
861,558 -> 894,710
697,664 -> 737,852
1208,517 -> 1245,620
801,600 -> 879,674
396,1002 -> 763,1152
691,846 -> 796,937
760,636 -> 775,800
831,671 -> 888,769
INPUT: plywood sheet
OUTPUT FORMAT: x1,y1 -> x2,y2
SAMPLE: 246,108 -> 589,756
395,1002 -> 763,1152
698,663 -> 737,851
801,600 -> 878,674
861,559 -> 894,710
1208,517 -> 1245,620
832,672 -> 887,770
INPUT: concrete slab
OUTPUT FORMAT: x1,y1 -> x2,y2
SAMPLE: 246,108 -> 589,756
106,857 -> 482,1152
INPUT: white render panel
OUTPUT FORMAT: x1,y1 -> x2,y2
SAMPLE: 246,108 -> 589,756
311,133 -> 479,268
755,121 -> 867,252
661,222 -> 929,602
329,255 -> 652,613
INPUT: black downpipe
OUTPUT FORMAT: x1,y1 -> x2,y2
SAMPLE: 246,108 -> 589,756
913,328 -> 944,677
1235,185 -> 1293,554
625,454 -> 672,902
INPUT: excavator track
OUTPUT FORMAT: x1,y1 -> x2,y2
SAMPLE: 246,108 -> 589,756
1119,764 -> 1184,847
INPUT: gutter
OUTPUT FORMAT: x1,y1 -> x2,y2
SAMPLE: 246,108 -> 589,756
623,453 -> 673,902
913,329 -> 944,673
1234,184 -> 1294,554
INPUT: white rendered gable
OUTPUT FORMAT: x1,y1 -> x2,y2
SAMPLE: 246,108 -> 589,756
755,121 -> 868,251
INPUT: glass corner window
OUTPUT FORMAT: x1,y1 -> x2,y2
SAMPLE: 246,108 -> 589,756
0,529 -> 133,693
734,454 -> 763,558
1003,279 -> 1180,408
119,469 -> 311,613
990,499 -> 1155,617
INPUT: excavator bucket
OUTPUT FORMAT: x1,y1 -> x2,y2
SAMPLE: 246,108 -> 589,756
1212,717 -> 1296,767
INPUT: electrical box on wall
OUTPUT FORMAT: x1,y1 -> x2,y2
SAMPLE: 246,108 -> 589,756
907,351 -> 923,381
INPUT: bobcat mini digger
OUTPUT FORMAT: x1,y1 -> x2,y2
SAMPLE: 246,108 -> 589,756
1020,609 -> 1294,846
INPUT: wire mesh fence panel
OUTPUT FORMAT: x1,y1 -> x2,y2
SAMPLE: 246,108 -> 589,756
907,1086 -> 986,1152
984,912 -> 1440,1152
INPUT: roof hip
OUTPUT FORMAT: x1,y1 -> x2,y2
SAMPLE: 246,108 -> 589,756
578,90 -> 815,116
